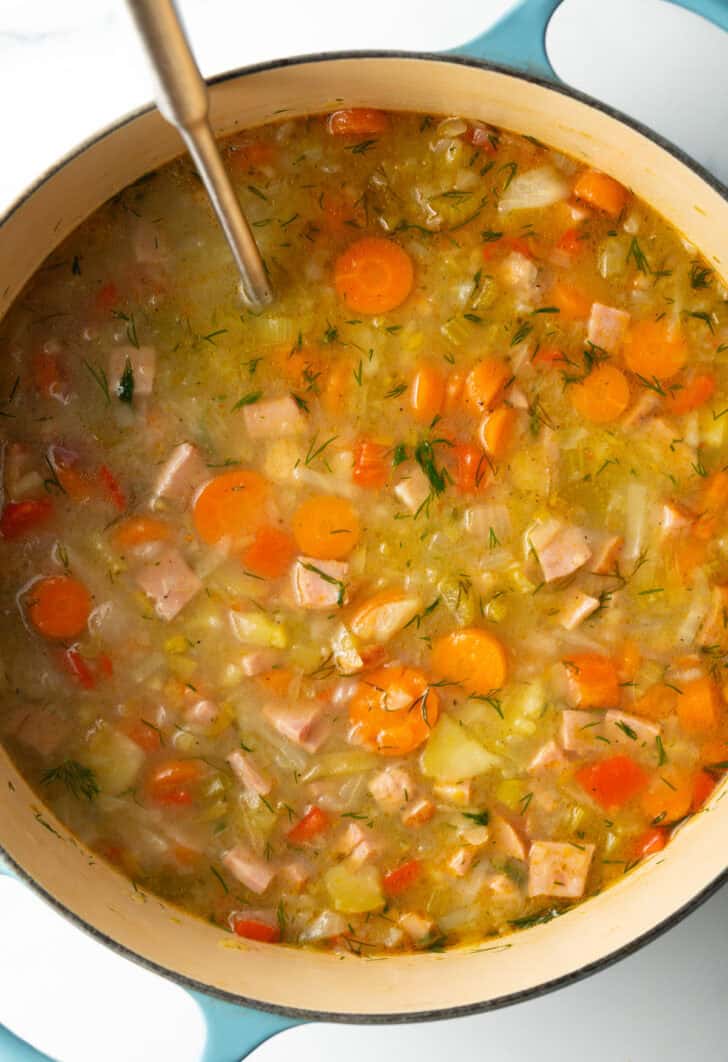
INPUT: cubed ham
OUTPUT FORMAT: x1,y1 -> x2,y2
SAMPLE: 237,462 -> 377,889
489,813 -> 527,861
398,912 -> 436,946
134,547 -> 202,621
5,705 -> 70,758
240,649 -> 281,677
227,750 -> 273,796
558,589 -> 600,630
529,740 -> 568,774
368,766 -> 414,812
185,699 -> 224,733
222,845 -> 276,894
278,860 -> 311,892
292,556 -> 348,610
263,701 -> 330,753
622,392 -> 660,429
346,827 -> 382,868
433,780 -> 473,807
560,709 -> 604,753
659,499 -> 695,533
603,710 -> 660,749
331,822 -> 371,858
402,797 -> 435,828
529,519 -> 591,582
152,443 -> 207,507
448,847 -> 476,877
108,345 -> 156,399
589,534 -> 623,575
243,396 -> 307,439
528,840 -> 595,899
587,303 -> 630,353
300,910 -> 348,942
393,464 -> 430,514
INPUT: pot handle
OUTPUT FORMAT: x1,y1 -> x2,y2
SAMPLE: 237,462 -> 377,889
450,0 -> 728,81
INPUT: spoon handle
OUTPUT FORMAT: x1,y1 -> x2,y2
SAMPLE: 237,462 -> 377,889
125,0 -> 273,309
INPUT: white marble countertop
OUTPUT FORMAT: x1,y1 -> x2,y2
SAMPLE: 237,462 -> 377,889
1,1 -> 727,1059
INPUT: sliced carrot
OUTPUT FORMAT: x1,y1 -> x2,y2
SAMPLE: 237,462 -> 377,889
410,363 -> 445,425
573,170 -> 628,217
556,227 -> 584,256
28,576 -> 92,639
694,471 -> 728,540
327,108 -> 390,137
453,443 -> 490,494
321,357 -> 353,415
232,917 -> 280,943
121,718 -> 162,753
576,755 -> 649,809
672,534 -> 708,585
677,676 -> 720,734
0,498 -> 53,540
665,373 -> 716,415
617,638 -> 641,682
334,237 -> 413,315
146,759 -> 204,806
292,494 -> 360,559
481,406 -> 518,460
58,647 -> 96,690
641,765 -> 693,823
550,279 -> 592,320
352,438 -> 389,490
465,358 -> 510,414
383,858 -> 422,896
623,318 -> 688,381
193,469 -> 269,545
99,464 -> 126,511
564,652 -> 620,708
630,683 -> 678,721
254,668 -> 293,697
632,826 -> 667,860
241,526 -> 296,579
112,516 -> 172,549
431,627 -> 508,694
701,737 -> 728,768
691,769 -> 717,811
349,664 -> 440,756
287,805 -> 330,844
570,365 -> 630,424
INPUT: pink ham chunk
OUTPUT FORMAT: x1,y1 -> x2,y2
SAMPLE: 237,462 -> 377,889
243,396 -> 307,439
134,546 -> 202,621
560,709 -> 604,753
222,845 -> 275,894
263,701 -> 330,753
240,649 -> 281,677
529,520 -> 591,583
108,345 -> 156,399
603,710 -> 660,750
398,912 -> 437,947
528,840 -> 595,899
227,750 -> 273,796
529,740 -> 568,774
292,556 -> 348,610
587,303 -> 630,353
490,813 -> 527,861
589,534 -> 623,576
332,822 -> 381,868
367,766 -> 414,812
152,443 -> 207,507
558,589 -> 600,630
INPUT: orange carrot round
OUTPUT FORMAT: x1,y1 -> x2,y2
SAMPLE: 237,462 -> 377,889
623,318 -> 688,381
573,170 -> 628,217
349,665 -> 440,756
193,469 -> 269,545
641,765 -> 693,823
327,109 -> 390,137
480,405 -> 518,459
431,627 -> 507,694
28,575 -> 92,639
465,358 -> 510,414
665,373 -> 716,415
292,494 -> 361,559
241,526 -> 296,579
410,364 -> 445,425
570,365 -> 630,424
334,237 -> 413,314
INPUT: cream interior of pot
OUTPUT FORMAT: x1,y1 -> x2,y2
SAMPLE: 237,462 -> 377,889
0,56 -> 726,1016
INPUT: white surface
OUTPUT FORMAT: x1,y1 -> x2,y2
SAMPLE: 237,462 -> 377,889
1,1 -> 727,1059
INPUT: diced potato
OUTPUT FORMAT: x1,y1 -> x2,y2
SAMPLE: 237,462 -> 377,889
230,611 -> 288,649
421,715 -> 500,782
324,863 -> 384,913
82,725 -> 145,796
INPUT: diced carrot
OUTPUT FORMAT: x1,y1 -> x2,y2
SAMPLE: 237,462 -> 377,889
241,526 -> 296,579
665,373 -> 716,415
573,170 -> 628,217
617,638 -> 641,682
383,858 -> 422,896
570,365 -> 630,424
27,575 -> 92,639
630,683 -> 678,721
694,471 -> 728,540
287,805 -> 330,844
410,364 -> 445,425
432,627 -> 508,694
673,534 -> 708,585
254,669 -> 293,697
292,494 -> 360,559
701,738 -> 728,768
564,652 -> 620,708
0,498 -> 53,540
58,648 -> 96,690
632,826 -> 667,860
352,438 -> 389,490
677,676 -> 720,734
453,443 -> 490,494
576,755 -> 649,809
32,352 -> 68,400
227,139 -> 277,172
534,345 -> 567,366
641,765 -> 693,823
99,464 -> 126,511
623,318 -> 688,381
334,237 -> 413,314
112,516 -> 172,549
550,279 -> 592,320
147,759 -> 204,806
465,358 -> 510,414
122,718 -> 162,753
482,406 -> 518,460
556,227 -> 584,256
94,281 -> 119,313
349,664 -> 440,756
321,357 -> 353,415
232,917 -> 281,943
443,371 -> 465,413
691,769 -> 717,811
327,108 -> 390,137
193,469 -> 269,545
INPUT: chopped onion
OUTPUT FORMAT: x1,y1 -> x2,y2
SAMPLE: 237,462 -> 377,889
498,166 -> 569,214
623,482 -> 648,561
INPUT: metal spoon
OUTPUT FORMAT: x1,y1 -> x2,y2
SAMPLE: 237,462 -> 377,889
125,0 -> 273,310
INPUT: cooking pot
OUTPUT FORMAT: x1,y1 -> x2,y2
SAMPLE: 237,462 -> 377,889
2,1 -> 728,1058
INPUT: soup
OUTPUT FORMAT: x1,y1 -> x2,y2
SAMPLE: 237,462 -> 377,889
1,108 -> 727,954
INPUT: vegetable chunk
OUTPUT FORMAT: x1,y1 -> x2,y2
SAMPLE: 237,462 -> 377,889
528,841 -> 595,899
